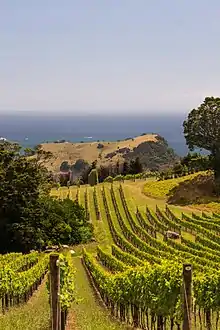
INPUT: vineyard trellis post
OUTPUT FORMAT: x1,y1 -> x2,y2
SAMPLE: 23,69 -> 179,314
183,263 -> 192,330
50,254 -> 61,330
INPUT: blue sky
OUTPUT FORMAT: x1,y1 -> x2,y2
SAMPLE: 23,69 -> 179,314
1,0 -> 220,114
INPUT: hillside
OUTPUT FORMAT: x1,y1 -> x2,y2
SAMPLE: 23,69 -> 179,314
143,170 -> 220,210
40,134 -> 177,173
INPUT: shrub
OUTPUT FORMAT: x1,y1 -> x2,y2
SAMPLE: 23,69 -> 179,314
104,176 -> 113,183
113,175 -> 124,182
124,174 -> 134,180
97,143 -> 104,149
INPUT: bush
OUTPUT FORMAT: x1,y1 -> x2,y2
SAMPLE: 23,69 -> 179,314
113,175 -> 124,182
124,174 -> 134,180
104,176 -> 113,183
97,143 -> 104,149
135,173 -> 143,179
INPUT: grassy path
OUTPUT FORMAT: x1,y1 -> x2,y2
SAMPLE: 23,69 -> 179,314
71,256 -> 130,330
0,281 -> 50,330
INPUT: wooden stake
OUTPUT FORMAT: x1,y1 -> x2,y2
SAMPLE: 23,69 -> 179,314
50,254 -> 61,330
183,263 -> 192,330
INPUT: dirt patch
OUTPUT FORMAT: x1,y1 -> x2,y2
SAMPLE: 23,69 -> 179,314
65,310 -> 78,330
167,172 -> 219,205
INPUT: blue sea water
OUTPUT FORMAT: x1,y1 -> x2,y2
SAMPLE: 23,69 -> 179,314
0,113 -> 188,156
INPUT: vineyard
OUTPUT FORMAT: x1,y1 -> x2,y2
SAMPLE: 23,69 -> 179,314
2,180 -> 220,329
51,182 -> 220,329
0,250 -> 75,330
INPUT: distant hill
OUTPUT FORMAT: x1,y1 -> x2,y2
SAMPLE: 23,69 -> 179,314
40,134 -> 178,174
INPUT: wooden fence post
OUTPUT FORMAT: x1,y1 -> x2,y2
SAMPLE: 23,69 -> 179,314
182,263 -> 192,330
50,254 -> 61,330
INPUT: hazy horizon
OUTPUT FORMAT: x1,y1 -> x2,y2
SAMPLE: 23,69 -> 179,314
1,1 -> 220,114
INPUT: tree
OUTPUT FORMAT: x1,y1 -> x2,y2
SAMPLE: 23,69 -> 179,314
0,142 -> 93,252
60,161 -> 70,171
172,163 -> 184,177
180,152 -> 211,173
98,165 -> 109,182
183,97 -> 220,189
59,173 -> 70,186
129,157 -> 143,174
80,165 -> 92,184
0,142 -> 51,252
116,160 -> 120,175
122,161 -> 129,175
88,169 -> 98,186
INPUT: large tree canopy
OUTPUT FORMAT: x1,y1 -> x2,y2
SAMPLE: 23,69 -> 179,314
183,97 -> 220,151
0,142 -> 93,252
183,96 -> 220,187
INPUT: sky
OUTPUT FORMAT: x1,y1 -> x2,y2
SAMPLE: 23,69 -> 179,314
1,0 -> 220,114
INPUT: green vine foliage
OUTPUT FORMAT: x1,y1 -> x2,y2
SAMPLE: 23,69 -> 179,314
83,249 -> 182,318
0,253 -> 48,297
84,248 -> 220,318
47,252 -> 75,312
59,253 -> 75,311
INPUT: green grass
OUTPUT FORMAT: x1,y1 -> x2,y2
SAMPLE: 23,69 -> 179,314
0,281 -> 50,330
123,181 -> 190,215
96,186 -> 114,250
143,172 -> 203,199
72,256 -> 130,330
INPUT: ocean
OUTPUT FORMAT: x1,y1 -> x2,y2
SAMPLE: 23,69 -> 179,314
0,113 -> 188,156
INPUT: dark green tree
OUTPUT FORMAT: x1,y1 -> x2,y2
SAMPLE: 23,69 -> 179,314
80,165 -> 92,184
183,96 -> 220,189
0,142 -> 93,252
122,161 -> 129,175
60,161 -> 70,171
88,169 -> 98,186
116,160 -> 120,175
0,142 -> 52,252
59,173 -> 70,186
129,157 -> 143,174
98,165 -> 109,182
172,163 -> 184,177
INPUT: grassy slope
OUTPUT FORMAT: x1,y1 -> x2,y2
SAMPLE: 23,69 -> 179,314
71,257 -> 130,330
0,281 -> 50,330
143,172 -> 220,213
123,179 -> 197,215
143,172 -> 202,199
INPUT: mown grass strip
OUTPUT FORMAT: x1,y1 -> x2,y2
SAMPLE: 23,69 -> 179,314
72,256 -> 129,330
0,281 -> 50,330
